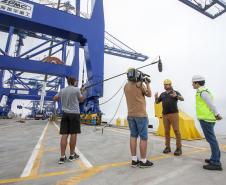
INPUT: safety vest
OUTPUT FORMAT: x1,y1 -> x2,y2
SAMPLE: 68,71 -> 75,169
196,87 -> 216,122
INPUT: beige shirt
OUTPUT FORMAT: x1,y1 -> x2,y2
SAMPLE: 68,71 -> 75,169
124,81 -> 148,117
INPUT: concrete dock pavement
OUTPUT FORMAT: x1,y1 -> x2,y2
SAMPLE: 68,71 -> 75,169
0,119 -> 46,179
0,119 -> 225,185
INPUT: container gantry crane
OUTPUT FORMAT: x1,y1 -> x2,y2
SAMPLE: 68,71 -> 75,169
0,0 -> 148,120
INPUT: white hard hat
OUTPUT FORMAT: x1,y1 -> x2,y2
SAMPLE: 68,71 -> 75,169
192,75 -> 205,82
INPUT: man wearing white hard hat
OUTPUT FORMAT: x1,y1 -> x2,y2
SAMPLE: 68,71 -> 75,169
192,75 -> 223,171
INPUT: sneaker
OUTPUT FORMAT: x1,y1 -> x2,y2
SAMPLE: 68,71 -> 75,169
58,156 -> 67,164
174,148 -> 182,156
139,160 -> 154,168
205,159 -> 211,164
203,164 -> 223,171
131,160 -> 140,167
163,147 -> 171,154
68,153 -> 79,161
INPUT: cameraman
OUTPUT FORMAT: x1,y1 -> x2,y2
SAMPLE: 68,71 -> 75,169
124,68 -> 153,168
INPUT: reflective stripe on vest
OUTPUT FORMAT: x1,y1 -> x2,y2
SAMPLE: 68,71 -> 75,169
196,87 -> 216,122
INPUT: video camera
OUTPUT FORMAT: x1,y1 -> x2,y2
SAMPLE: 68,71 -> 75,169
127,68 -> 151,83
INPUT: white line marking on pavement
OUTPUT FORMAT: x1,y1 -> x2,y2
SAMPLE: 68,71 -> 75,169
20,122 -> 49,177
75,147 -> 93,168
53,121 -> 93,168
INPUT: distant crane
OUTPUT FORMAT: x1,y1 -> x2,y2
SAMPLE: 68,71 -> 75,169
179,0 -> 226,19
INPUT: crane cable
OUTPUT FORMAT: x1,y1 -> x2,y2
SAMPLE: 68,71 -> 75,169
102,91 -> 125,134
85,55 -> 161,90
81,61 -> 85,87
99,80 -> 126,105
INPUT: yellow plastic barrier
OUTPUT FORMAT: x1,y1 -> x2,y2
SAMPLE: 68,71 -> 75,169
155,103 -> 203,140
115,118 -> 129,127
124,119 -> 128,127
154,103 -> 163,118
116,118 -> 121,127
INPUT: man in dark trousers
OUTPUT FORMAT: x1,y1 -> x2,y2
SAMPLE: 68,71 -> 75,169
155,79 -> 184,156
53,77 -> 84,164
124,68 -> 153,168
192,75 -> 223,171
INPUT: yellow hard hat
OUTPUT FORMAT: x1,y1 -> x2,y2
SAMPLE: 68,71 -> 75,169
164,79 -> 172,85
127,67 -> 135,72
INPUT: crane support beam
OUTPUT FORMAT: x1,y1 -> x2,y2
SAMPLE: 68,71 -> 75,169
104,46 -> 148,61
0,87 -> 56,100
0,55 -> 69,77
0,0 -> 86,43
179,0 -> 226,19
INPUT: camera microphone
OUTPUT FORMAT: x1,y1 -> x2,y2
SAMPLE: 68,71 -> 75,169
158,56 -> 163,72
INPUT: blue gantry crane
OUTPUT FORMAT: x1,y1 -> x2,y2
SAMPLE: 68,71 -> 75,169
0,0 -> 148,120
0,0 -> 104,118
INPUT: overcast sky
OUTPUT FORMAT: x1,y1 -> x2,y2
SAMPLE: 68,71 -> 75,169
101,0 -> 226,134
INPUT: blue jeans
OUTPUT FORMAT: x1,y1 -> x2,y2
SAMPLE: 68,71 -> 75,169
199,120 -> 221,165
127,117 -> 148,140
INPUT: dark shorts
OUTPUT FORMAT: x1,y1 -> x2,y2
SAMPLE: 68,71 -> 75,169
60,113 -> 81,135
